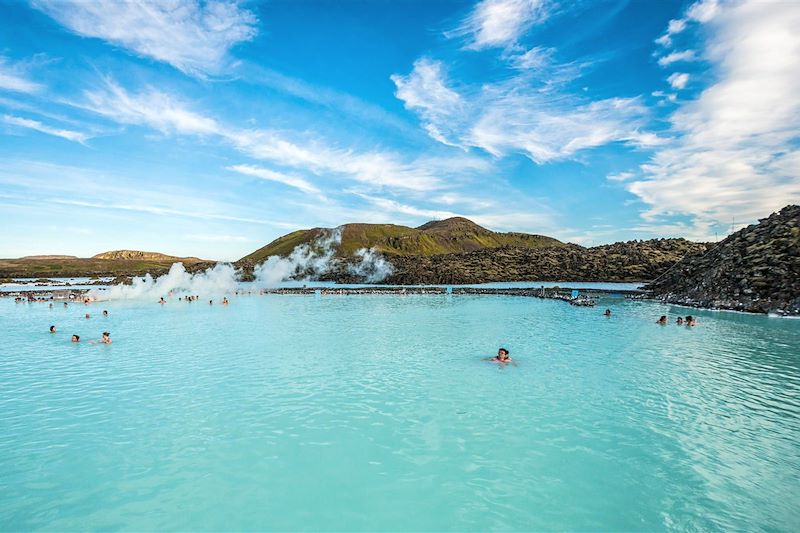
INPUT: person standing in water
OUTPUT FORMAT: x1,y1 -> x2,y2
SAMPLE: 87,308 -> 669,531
656,315 -> 668,325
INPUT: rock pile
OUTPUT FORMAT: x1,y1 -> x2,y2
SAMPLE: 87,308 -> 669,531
645,205 -> 800,315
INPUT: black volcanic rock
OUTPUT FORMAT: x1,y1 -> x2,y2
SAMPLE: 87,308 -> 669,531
321,238 -> 707,285
645,205 -> 800,315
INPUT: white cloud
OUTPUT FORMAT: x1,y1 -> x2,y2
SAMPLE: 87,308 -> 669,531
687,0 -> 720,23
76,80 -> 462,192
656,0 -> 719,47
2,114 -> 89,143
0,56 -> 43,93
227,164 -> 320,194
658,50 -> 697,66
630,0 -> 800,232
83,79 -> 219,135
392,59 -> 652,163
32,0 -> 257,75
509,46 -> 554,70
667,72 -> 690,90
390,58 -> 464,147
607,171 -> 634,182
450,0 -> 549,50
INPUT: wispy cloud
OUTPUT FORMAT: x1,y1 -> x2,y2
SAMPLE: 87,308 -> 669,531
449,0 -> 549,50
32,0 -> 258,76
655,0 -> 719,47
227,164 -> 320,194
667,72 -> 689,90
0,56 -> 43,93
630,0 -> 800,232
3,114 -> 89,143
75,79 -> 466,192
658,50 -> 697,67
606,171 -> 634,182
392,58 -> 653,163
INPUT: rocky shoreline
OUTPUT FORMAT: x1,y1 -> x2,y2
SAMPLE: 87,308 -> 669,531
644,205 -> 799,316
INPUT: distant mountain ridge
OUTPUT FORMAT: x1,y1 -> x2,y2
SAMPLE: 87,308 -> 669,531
92,250 -> 201,261
238,217 -> 565,264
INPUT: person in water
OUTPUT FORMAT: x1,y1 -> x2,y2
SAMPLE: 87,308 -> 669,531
656,315 -> 668,325
603,309 -> 612,317
159,297 -> 166,304
49,325 -> 56,333
222,297 -> 229,305
676,317 -> 684,325
103,310 -> 108,317
100,332 -> 112,344
85,313 -> 91,319
487,348 -> 516,365
685,315 -> 696,326
71,334 -> 80,343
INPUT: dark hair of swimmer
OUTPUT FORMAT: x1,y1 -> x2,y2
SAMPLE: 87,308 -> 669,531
498,348 -> 509,356
71,334 -> 79,342
49,325 -> 56,333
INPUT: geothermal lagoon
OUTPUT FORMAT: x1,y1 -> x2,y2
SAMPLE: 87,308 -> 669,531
1,271 -> 799,532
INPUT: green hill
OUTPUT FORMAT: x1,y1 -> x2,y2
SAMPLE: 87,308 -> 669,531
238,217 -> 565,263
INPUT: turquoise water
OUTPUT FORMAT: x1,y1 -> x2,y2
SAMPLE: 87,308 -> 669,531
1,294 -> 798,531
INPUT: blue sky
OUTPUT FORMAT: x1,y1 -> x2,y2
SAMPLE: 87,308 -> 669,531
0,0 -> 798,260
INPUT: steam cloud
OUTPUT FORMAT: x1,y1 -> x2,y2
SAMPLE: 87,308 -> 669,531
89,262 -> 239,301
254,228 -> 343,287
254,228 -> 394,286
93,227 -> 394,299
347,248 -> 395,283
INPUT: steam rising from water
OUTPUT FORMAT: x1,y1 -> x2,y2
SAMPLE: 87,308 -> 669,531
348,248 -> 395,283
89,262 -> 239,301
254,228 -> 343,287
93,227 -> 394,299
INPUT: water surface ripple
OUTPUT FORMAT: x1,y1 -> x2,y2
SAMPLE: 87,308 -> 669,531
1,295 -> 798,531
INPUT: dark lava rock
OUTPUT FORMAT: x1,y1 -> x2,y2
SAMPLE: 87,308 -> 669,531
645,205 -> 800,315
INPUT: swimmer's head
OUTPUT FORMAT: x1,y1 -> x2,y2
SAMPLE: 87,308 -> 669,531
71,334 -> 79,342
103,310 -> 108,316
102,331 -> 110,338
49,325 -> 56,333
498,348 -> 509,359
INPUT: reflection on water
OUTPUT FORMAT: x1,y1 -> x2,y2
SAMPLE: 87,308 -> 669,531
0,295 -> 798,531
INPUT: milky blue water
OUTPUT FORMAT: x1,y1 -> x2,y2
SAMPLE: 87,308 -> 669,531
1,294 -> 798,531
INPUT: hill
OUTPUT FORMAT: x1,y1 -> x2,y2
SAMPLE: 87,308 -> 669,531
0,250 -> 212,279
645,205 -> 800,314
239,217 -> 565,264
91,250 -> 203,261
332,238 -> 707,284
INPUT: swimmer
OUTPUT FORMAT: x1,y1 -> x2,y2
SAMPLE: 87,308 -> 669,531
100,331 -> 112,345
85,313 -> 91,319
49,325 -> 56,333
656,315 -> 668,325
159,297 -> 166,304
603,309 -> 612,317
103,310 -> 108,317
63,302 -> 68,308
71,334 -> 80,343
685,315 -> 696,326
209,299 -> 213,305
222,297 -> 229,305
49,303 -> 53,309
676,317 -> 684,325
486,348 -> 516,366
